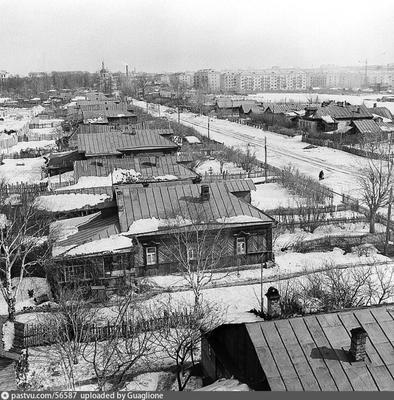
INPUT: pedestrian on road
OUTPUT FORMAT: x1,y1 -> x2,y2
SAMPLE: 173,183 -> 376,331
319,170 -> 324,180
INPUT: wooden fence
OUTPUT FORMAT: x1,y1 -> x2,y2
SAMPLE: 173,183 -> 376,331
1,182 -> 48,195
24,309 -> 197,348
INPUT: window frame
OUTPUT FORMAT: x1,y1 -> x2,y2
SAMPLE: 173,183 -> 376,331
236,237 -> 247,255
145,246 -> 157,266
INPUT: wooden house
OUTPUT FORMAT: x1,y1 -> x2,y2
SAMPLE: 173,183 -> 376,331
300,103 -> 373,136
77,129 -> 179,159
51,180 -> 275,287
202,298 -> 394,391
262,103 -> 306,128
73,155 -> 200,184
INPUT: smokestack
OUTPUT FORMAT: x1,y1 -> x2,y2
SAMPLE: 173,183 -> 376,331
349,327 -> 368,362
265,287 -> 281,319
200,184 -> 210,201
126,64 -> 129,78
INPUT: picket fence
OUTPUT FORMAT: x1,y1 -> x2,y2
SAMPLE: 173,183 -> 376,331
24,310 -> 198,348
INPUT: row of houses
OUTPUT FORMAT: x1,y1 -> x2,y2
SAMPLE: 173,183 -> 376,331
39,93 -> 276,290
212,98 -> 394,143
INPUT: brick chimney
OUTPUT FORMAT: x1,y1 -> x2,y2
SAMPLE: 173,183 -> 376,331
200,184 -> 210,201
349,327 -> 368,361
265,286 -> 281,319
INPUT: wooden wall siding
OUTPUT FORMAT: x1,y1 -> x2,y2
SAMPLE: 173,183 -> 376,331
74,155 -> 197,181
0,358 -> 16,390
78,131 -> 178,157
115,182 -> 274,233
245,306 -> 394,391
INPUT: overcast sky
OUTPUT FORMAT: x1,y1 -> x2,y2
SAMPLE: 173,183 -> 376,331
1,0 -> 393,75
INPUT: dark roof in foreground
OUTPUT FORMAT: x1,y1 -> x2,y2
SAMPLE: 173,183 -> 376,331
77,131 -> 178,156
311,104 -> 373,120
245,304 -> 394,391
114,181 -> 274,233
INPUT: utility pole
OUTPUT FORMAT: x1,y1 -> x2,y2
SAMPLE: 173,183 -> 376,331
208,116 -> 210,140
385,186 -> 393,255
177,106 -> 180,124
264,136 -> 268,181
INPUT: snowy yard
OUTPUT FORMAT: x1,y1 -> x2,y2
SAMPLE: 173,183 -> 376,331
251,182 -> 302,210
194,158 -> 245,175
0,157 -> 46,184
0,140 -> 56,155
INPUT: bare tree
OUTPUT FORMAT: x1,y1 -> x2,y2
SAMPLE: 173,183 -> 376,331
357,144 -> 394,233
46,287 -> 98,390
134,74 -> 150,99
0,194 -> 54,321
152,298 -> 225,391
160,207 -> 230,307
82,293 -> 157,391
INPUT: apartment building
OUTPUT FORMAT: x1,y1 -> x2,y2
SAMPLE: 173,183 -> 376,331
194,69 -> 221,92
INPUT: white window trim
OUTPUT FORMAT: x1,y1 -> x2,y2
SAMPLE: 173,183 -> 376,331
236,237 -> 246,255
187,246 -> 197,261
146,246 -> 157,266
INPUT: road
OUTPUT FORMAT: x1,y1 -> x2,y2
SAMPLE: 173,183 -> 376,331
133,100 -> 369,198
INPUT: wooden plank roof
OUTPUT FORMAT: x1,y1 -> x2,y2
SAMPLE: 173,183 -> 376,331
77,131 -> 178,156
73,155 -> 198,181
312,104 -> 373,120
114,181 -> 274,233
245,305 -> 394,391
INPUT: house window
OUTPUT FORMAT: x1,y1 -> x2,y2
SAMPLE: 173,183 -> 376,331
187,246 -> 197,261
236,237 -> 246,255
145,246 -> 157,266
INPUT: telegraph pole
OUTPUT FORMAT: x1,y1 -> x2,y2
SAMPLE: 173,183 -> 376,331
208,117 -> 210,140
384,186 -> 393,255
264,136 -> 268,181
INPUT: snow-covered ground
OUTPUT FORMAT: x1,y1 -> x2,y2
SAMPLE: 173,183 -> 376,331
0,140 -> 56,155
0,157 -> 46,184
194,159 -> 245,175
133,99 -> 368,198
251,182 -> 303,210
0,277 -> 52,317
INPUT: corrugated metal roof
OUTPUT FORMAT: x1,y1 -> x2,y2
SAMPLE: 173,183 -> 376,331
264,103 -> 306,114
312,104 -> 373,120
367,107 -> 393,120
73,155 -> 198,181
353,119 -> 382,135
245,305 -> 394,391
114,181 -> 274,233
57,212 -> 121,248
77,131 -> 178,156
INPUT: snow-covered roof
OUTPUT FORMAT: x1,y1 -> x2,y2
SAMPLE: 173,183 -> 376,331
36,193 -> 112,212
115,181 -> 275,234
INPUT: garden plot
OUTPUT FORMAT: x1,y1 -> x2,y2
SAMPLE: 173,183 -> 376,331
274,221 -> 385,252
194,158 -> 245,175
251,182 -> 303,210
0,157 -> 46,184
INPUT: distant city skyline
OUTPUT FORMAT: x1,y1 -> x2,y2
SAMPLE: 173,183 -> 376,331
1,0 -> 393,75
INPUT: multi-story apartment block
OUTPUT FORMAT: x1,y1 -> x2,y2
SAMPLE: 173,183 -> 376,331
194,69 -> 221,92
220,71 -> 238,92
178,72 -> 195,88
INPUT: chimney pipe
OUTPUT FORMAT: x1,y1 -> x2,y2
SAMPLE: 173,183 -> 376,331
200,184 -> 210,201
349,327 -> 368,361
265,286 -> 281,319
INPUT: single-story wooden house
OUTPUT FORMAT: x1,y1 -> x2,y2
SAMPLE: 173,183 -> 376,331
51,180 -> 275,287
73,155 -> 200,184
300,103 -> 373,136
77,129 -> 179,159
262,103 -> 306,128
202,298 -> 394,391
215,99 -> 256,119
